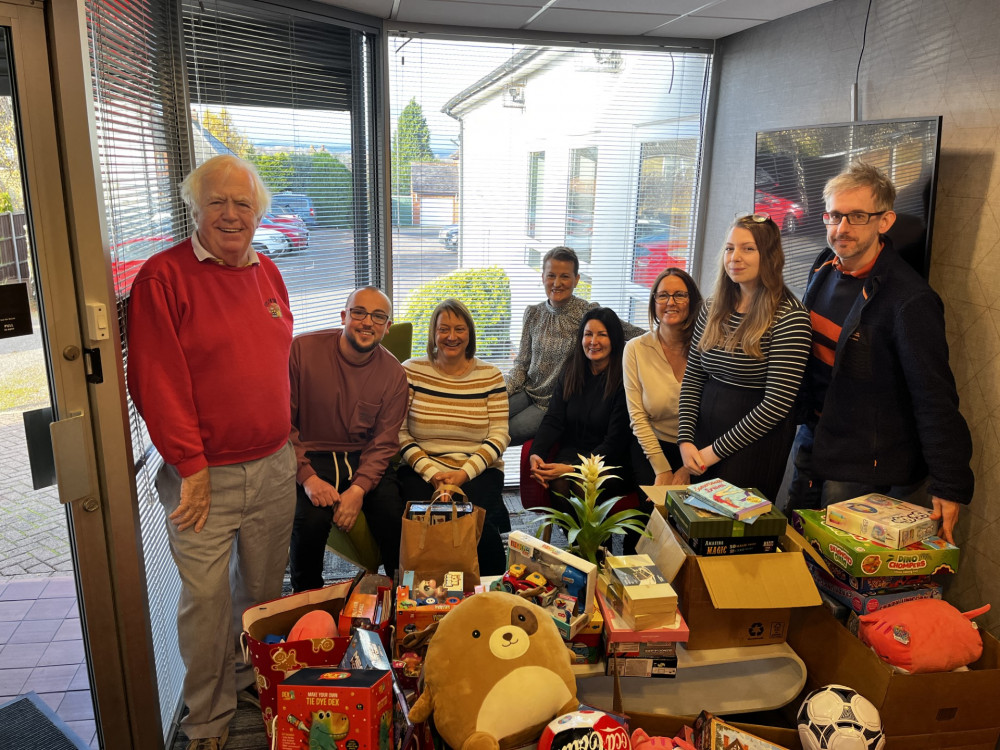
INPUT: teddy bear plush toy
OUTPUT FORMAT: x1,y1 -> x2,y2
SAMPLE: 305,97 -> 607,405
409,590 -> 578,750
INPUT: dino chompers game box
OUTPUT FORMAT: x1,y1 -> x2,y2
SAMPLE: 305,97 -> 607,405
277,668 -> 394,750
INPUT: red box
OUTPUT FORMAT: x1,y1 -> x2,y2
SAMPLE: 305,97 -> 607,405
277,668 -> 394,750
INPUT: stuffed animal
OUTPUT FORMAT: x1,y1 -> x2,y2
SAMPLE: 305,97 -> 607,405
631,727 -> 697,750
858,599 -> 991,673
408,590 -> 578,750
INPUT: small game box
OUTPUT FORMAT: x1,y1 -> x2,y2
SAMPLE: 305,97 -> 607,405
686,478 -> 772,521
824,563 -> 927,594
825,493 -> 940,549
605,653 -> 678,678
667,489 -> 787,538
804,555 -> 942,614
404,501 -> 475,524
604,554 -> 677,616
597,591 -> 689,645
674,522 -> 779,556
277,668 -> 393,750
692,711 -> 787,750
794,509 -> 960,577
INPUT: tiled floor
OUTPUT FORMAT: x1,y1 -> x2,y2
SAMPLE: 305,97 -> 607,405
0,576 -> 97,748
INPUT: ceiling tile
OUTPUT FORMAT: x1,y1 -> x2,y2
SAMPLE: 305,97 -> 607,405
556,0 -> 707,13
646,14 -> 764,37
394,0 -> 539,27
319,0 -> 397,15
525,8 -> 680,35
693,0 -> 830,21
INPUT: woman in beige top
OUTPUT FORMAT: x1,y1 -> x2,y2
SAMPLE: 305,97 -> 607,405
624,267 -> 703,493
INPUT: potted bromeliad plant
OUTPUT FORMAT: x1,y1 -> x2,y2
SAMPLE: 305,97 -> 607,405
534,453 -> 650,565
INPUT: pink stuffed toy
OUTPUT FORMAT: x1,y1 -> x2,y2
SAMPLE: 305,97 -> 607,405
630,727 -> 696,750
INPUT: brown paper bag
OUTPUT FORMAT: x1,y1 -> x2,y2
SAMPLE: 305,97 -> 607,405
399,484 -> 485,587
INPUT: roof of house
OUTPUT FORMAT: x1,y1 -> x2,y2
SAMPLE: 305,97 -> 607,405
411,161 -> 458,195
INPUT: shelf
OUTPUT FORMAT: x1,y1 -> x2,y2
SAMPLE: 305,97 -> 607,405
576,641 -> 806,716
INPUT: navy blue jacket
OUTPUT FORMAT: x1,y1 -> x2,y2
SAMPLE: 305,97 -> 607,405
802,237 -> 974,504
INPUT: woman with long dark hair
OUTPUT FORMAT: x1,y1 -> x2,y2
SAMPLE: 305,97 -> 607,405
677,214 -> 811,501
529,306 -> 635,508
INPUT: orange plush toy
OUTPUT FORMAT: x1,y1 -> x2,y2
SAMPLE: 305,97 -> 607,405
858,599 -> 990,674
409,591 -> 577,750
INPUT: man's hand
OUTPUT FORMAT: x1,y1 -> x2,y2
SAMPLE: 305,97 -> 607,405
930,496 -> 961,545
303,475 -> 340,508
333,485 -> 364,532
170,467 -> 212,532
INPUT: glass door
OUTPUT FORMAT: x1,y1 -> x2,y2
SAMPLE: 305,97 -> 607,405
0,4 -> 161,748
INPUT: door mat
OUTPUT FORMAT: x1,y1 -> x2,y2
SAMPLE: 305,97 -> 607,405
0,692 -> 89,750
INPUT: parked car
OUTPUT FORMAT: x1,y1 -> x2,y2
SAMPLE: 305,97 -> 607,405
260,213 -> 309,250
252,226 -> 291,256
754,189 -> 804,234
438,224 -> 458,250
631,223 -> 688,287
271,192 -> 317,227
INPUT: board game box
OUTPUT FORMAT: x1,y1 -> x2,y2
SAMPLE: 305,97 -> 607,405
825,493 -> 939,549
667,489 -> 787,539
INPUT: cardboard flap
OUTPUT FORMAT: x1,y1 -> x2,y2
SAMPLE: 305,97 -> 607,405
639,484 -> 686,509
635,506 -> 687,582
697,551 -> 821,610
781,525 -> 832,575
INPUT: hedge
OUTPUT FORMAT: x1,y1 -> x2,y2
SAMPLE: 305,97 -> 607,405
402,267 -> 512,359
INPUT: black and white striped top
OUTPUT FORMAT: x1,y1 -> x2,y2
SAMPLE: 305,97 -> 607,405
677,298 -> 811,459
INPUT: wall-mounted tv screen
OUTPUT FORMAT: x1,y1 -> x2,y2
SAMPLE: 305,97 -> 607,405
755,116 -> 942,294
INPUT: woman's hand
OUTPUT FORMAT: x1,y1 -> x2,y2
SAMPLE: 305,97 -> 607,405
672,466 -> 691,486
431,469 -> 470,492
680,443 -> 706,476
653,470 -> 674,486
529,455 -> 572,487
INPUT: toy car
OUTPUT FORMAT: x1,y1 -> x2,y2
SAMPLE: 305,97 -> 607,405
494,565 -> 559,607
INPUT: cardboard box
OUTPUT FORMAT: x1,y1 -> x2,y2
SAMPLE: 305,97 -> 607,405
825,494 -> 939,549
789,606 -> 1000,749
670,524 -> 821,650
339,630 -> 415,750
605,653 -> 678,678
794,509 -> 960,577
668,488 -> 788,538
276,668 -> 394,750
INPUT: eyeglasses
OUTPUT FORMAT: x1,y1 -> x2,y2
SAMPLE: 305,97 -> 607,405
347,307 -> 389,325
734,212 -> 771,223
822,210 -> 887,225
654,291 -> 690,303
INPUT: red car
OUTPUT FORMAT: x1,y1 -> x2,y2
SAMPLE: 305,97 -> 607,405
631,221 -> 689,287
495,565 -> 559,607
754,189 -> 804,234
260,213 -> 309,250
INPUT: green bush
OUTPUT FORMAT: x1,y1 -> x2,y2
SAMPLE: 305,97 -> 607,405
402,267 -> 511,359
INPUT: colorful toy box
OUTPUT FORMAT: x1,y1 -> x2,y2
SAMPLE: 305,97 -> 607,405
605,653 -> 678,678
505,530 -> 597,638
794,508 -> 960,577
823,564 -> 927,594
825,493 -> 939,549
276,668 -> 393,750
339,630 -> 415,750
804,555 -> 942,615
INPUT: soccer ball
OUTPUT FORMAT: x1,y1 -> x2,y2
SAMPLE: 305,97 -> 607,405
797,684 -> 885,750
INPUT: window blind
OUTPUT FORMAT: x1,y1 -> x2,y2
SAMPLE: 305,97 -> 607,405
182,0 -> 382,335
387,37 -> 712,480
85,0 -> 188,739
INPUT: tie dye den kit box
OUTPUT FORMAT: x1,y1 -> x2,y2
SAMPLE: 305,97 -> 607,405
825,493 -> 939,549
277,668 -> 393,750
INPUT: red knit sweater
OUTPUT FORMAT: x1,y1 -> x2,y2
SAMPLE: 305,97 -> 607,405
126,239 -> 294,476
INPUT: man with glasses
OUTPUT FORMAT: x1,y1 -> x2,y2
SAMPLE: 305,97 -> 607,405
288,286 -> 408,590
788,162 -> 973,543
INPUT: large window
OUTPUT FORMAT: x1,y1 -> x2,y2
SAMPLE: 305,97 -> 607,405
387,37 -> 712,361
182,1 -> 382,334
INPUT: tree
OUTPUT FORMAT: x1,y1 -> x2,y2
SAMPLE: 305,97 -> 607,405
310,149 -> 352,228
200,108 -> 256,160
0,98 -> 24,211
392,98 -> 434,196
252,152 -> 294,193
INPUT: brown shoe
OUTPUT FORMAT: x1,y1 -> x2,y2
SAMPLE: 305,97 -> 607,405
186,726 -> 229,750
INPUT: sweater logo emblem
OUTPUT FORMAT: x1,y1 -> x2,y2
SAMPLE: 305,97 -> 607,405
264,298 -> 282,318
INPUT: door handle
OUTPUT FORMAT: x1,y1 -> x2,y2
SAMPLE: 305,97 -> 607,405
49,411 -> 96,505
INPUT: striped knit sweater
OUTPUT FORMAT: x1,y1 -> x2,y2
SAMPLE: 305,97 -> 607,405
399,356 -> 510,483
677,297 -> 811,459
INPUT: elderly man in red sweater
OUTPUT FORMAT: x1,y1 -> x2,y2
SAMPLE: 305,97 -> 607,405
127,154 -> 295,750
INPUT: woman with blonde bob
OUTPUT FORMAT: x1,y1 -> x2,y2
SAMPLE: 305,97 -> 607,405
397,298 -> 510,574
676,214 -> 811,501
